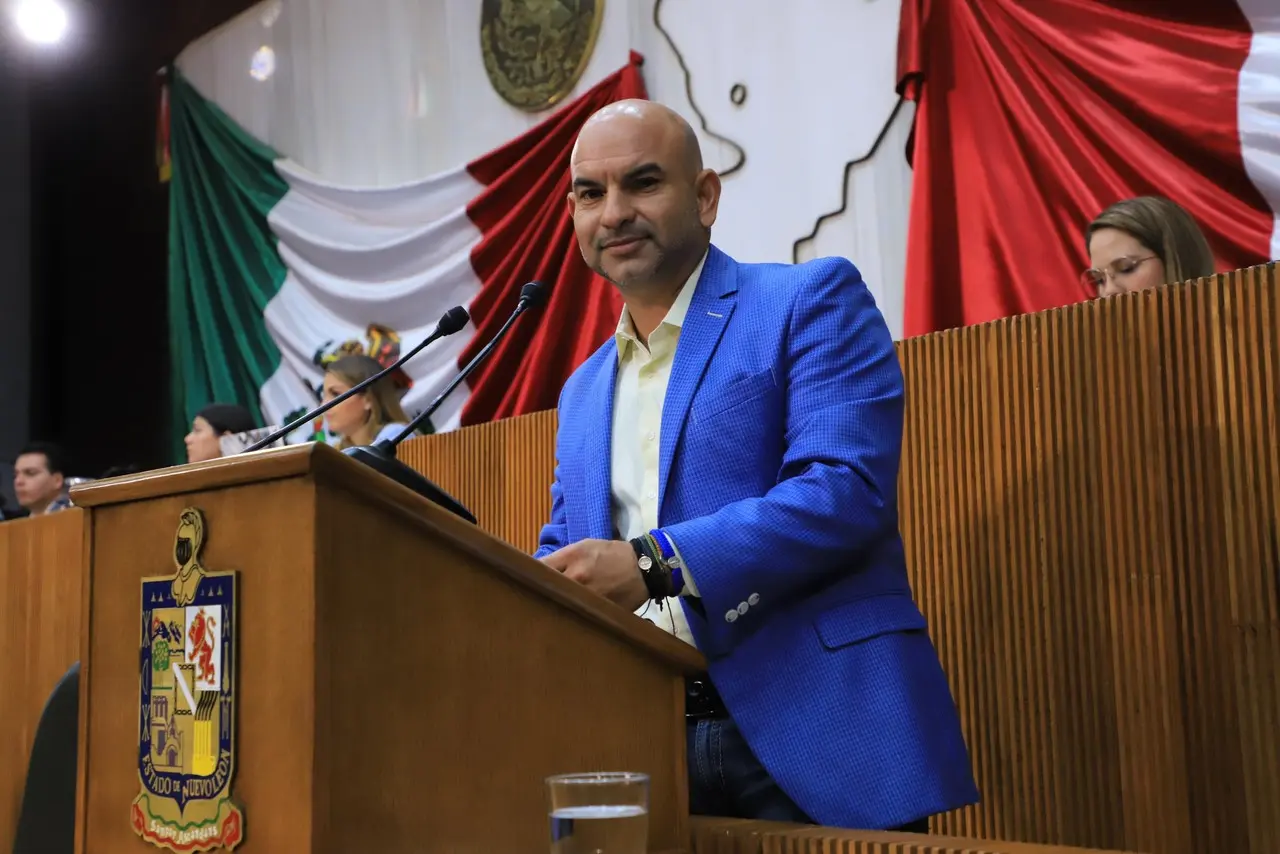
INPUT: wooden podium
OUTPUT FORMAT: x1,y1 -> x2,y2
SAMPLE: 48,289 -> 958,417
0,510 -> 87,847
71,443 -> 705,853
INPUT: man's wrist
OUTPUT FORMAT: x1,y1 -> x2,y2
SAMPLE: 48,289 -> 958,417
647,528 -> 685,595
629,535 -> 672,600
629,531 -> 685,599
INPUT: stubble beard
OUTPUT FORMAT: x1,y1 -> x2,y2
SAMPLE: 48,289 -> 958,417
597,233 -> 705,298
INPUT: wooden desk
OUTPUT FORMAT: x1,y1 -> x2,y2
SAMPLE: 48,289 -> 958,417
0,510 -> 88,847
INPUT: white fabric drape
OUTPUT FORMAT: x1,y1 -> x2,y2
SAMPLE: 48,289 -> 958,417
177,0 -> 913,337
259,160 -> 487,436
1237,0 -> 1280,261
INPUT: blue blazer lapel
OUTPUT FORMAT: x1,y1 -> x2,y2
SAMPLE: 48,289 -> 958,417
574,346 -> 619,541
658,246 -> 739,515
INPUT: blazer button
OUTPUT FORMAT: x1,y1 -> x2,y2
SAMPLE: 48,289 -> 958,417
747,593 -> 760,606
737,601 -> 749,615
724,610 -> 738,623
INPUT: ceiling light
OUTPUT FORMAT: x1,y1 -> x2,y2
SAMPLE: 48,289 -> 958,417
13,0 -> 69,46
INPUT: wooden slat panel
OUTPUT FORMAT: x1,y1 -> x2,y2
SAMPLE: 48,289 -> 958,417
398,410 -> 556,550
1213,266 -> 1280,846
400,264 -> 1280,853
1158,275 -> 1245,850
690,818 -> 1141,854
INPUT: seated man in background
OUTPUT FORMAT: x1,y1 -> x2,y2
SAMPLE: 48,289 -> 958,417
14,442 -> 72,516
536,100 -> 977,831
1084,195 -> 1216,298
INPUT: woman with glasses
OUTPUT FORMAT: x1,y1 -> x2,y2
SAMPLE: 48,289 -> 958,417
1083,196 -> 1216,298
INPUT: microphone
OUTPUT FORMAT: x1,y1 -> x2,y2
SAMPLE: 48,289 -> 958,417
246,305 -> 470,452
387,281 -> 544,447
341,281 -> 546,521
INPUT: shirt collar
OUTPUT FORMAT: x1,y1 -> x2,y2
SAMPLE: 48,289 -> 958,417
614,250 -> 709,357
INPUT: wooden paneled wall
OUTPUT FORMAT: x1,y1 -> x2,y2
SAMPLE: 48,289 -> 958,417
398,409 -> 557,548
689,818 -> 1140,853
0,510 -> 87,847
400,264 -> 1280,854
898,264 -> 1278,854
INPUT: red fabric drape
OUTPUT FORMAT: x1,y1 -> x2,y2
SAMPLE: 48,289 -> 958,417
460,53 -> 646,425
899,0 -> 1273,337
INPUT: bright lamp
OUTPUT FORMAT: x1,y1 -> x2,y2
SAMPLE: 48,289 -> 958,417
13,0 -> 69,46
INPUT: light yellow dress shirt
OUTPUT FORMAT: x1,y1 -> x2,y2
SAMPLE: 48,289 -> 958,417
610,253 -> 707,647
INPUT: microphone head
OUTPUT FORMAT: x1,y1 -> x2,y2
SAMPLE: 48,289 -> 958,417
518,281 -> 546,307
438,305 -> 470,335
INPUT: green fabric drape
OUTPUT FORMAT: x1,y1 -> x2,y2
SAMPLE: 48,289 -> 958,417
167,70 -> 289,461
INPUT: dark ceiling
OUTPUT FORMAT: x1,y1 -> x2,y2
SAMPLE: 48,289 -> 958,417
142,0 -> 264,70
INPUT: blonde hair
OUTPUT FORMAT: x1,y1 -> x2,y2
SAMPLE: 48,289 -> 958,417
324,355 -> 410,450
1086,196 -> 1216,285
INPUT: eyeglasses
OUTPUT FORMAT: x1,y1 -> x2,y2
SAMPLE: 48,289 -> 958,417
1081,255 -> 1157,292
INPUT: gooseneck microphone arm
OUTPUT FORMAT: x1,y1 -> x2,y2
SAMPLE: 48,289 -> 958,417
383,283 -> 543,450
340,281 -> 546,523
245,305 -> 470,452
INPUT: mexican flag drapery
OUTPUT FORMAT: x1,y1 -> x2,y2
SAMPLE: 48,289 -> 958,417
167,53 -> 646,456
899,0 -> 1280,335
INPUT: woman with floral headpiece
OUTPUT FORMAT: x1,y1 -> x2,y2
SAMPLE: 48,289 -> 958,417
320,354 -> 416,449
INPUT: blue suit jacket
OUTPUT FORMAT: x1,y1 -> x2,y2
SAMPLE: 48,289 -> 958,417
535,246 -> 978,828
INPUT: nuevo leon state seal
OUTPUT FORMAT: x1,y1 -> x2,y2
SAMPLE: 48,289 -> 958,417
480,0 -> 604,112
131,508 -> 244,852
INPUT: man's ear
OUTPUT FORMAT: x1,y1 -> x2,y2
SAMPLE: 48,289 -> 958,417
52,472 -> 65,493
695,168 -> 722,229
566,191 -> 577,220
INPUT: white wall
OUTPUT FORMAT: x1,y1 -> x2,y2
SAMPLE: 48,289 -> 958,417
178,0 -> 912,335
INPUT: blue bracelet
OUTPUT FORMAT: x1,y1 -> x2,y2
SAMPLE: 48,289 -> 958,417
648,529 -> 684,595
649,528 -> 674,559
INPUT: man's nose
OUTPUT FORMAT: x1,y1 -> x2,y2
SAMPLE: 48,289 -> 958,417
599,192 -> 634,230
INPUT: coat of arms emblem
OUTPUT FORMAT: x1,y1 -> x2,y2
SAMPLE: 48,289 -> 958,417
130,508 -> 244,851
480,0 -> 603,111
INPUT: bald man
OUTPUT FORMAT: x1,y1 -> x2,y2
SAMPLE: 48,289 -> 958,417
537,100 -> 978,831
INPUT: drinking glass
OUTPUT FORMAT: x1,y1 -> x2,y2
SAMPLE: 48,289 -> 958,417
546,771 -> 649,854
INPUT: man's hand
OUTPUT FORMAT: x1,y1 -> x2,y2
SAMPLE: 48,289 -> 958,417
542,539 -> 648,610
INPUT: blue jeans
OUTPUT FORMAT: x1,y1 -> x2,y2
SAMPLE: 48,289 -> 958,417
685,717 -> 933,832
686,716 -> 812,823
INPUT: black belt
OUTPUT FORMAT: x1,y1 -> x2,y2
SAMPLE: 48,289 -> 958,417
685,673 -> 728,720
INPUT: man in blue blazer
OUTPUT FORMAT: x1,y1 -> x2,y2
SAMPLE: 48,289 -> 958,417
537,100 -> 978,831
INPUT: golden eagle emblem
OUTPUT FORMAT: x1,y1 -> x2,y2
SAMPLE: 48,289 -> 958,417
481,0 -> 604,111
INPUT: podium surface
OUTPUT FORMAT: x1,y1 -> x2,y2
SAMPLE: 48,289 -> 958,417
72,444 -> 703,853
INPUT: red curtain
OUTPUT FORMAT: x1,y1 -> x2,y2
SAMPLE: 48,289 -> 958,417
898,0 -> 1273,336
459,53 -> 646,425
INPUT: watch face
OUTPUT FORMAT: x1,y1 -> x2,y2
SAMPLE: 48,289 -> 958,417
638,555 -> 653,571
